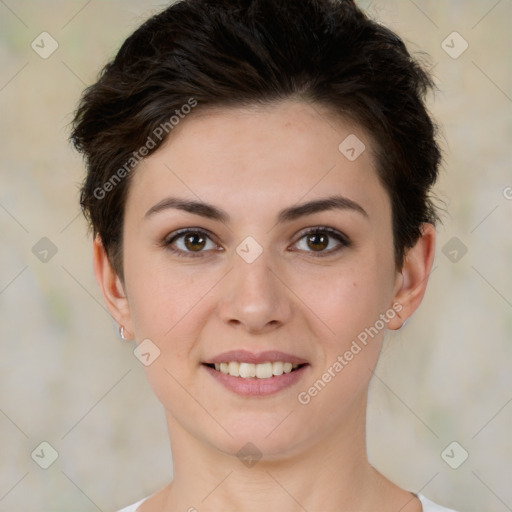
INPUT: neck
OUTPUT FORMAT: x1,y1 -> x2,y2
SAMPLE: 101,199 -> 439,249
159,394 -> 394,511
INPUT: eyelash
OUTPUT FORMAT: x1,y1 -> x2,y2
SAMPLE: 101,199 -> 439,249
162,226 -> 351,259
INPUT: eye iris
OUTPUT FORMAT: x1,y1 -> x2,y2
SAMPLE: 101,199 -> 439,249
185,232 -> 206,251
307,232 -> 328,251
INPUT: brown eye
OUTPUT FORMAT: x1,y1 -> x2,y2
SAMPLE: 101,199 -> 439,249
306,232 -> 329,252
183,232 -> 207,251
164,229 -> 218,257
293,227 -> 350,257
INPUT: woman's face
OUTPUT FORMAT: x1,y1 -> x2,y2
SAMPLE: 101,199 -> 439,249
113,100 -> 405,458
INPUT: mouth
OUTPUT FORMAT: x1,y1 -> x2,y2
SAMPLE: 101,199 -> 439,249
201,350 -> 309,396
203,361 -> 307,379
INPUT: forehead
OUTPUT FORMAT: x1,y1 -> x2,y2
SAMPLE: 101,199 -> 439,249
126,100 -> 390,224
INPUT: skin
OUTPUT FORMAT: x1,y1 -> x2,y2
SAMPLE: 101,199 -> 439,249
94,100 -> 435,511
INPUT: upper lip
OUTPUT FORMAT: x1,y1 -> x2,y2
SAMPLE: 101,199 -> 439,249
204,350 -> 309,365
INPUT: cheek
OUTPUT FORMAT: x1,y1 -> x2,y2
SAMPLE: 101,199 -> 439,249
124,246 -> 200,338
293,254 -> 394,343
124,253 -> 223,378
125,260 -> 207,398
291,259 -> 395,417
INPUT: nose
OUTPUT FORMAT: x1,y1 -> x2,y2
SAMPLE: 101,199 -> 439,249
216,249 -> 293,335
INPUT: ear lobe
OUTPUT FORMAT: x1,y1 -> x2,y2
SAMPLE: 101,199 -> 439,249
93,235 -> 133,338
387,223 -> 436,330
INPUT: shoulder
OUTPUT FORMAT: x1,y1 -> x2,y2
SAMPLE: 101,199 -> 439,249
118,494 -> 458,512
418,494 -> 460,512
116,496 -> 149,512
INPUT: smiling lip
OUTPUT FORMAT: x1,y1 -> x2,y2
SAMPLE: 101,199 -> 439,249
202,350 -> 309,397
204,350 -> 308,365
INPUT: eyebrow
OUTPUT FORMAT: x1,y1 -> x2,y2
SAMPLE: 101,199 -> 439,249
144,194 -> 368,223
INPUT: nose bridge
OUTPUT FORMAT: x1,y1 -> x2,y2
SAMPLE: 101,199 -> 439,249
216,240 -> 292,332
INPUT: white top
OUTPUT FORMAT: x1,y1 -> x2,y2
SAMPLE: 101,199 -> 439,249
117,493 -> 458,511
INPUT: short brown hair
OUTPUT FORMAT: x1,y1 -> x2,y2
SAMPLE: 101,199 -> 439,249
71,0 -> 441,279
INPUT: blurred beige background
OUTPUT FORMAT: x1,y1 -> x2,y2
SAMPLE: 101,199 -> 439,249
1,1 -> 511,511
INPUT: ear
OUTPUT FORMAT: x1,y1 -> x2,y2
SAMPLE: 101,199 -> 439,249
387,223 -> 436,330
93,235 -> 134,339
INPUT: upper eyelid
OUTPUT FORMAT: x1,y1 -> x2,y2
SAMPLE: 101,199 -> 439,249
167,227 -> 214,239
297,226 -> 348,240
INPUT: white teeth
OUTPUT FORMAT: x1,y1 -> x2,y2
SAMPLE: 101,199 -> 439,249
228,361 -> 240,377
256,362 -> 273,379
212,361 -> 302,378
239,362 -> 256,378
272,361 -> 284,376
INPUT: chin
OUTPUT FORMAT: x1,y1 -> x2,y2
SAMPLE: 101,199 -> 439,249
207,413 -> 318,461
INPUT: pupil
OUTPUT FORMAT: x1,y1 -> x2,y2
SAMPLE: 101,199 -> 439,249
308,233 -> 328,251
185,233 -> 205,251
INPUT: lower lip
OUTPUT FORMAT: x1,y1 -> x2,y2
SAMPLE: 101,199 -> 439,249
202,364 -> 309,396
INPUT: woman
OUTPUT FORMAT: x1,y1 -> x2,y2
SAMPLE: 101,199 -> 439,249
71,0 -> 458,510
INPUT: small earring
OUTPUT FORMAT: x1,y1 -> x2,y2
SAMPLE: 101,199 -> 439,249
118,325 -> 127,340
